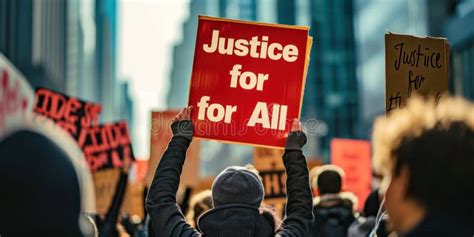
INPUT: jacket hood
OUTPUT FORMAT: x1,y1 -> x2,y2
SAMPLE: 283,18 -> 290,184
197,204 -> 274,237
313,192 -> 358,210
313,192 -> 356,225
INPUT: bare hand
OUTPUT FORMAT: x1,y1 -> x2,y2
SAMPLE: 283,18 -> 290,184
290,118 -> 303,132
172,106 -> 193,123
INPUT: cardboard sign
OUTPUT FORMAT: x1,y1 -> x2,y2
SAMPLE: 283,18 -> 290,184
253,147 -> 286,203
34,87 -> 102,138
0,54 -> 35,138
93,168 -> 122,215
77,121 -> 135,172
254,147 -> 285,170
260,169 -> 286,199
253,147 -> 322,217
145,111 -> 201,187
121,181 -> 146,218
385,33 -> 450,112
94,168 -> 146,218
188,16 -> 312,148
331,138 -> 371,210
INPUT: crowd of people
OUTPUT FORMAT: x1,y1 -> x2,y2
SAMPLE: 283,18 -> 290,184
1,96 -> 473,236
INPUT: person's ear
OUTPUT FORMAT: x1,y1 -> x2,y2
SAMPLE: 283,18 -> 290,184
398,165 -> 411,200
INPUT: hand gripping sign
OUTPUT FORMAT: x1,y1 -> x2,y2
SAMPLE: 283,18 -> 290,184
188,16 -> 312,148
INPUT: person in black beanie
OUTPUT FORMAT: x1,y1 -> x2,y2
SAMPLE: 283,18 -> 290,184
0,129 -> 85,236
146,106 -> 314,236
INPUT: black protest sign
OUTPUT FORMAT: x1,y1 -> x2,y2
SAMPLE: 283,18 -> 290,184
260,169 -> 286,199
34,87 -> 102,138
77,121 -> 135,172
253,147 -> 286,200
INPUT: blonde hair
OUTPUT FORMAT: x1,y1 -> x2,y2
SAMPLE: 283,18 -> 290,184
372,96 -> 474,177
186,190 -> 213,227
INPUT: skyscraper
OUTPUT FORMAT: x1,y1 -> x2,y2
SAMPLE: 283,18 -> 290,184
0,0 -> 130,123
430,0 -> 474,100
95,0 -> 119,121
308,0 -> 359,160
0,0 -> 68,91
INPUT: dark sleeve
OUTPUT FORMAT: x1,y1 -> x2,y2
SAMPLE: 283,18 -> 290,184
277,131 -> 313,237
100,170 -> 128,237
180,187 -> 193,215
145,120 -> 200,237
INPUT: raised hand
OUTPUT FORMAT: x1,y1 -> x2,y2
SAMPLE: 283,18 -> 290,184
172,106 -> 193,123
290,118 -> 303,132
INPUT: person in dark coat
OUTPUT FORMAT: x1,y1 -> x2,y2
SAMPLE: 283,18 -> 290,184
347,189 -> 394,237
146,107 -> 313,237
372,97 -> 474,236
310,165 -> 357,237
0,128 -> 87,236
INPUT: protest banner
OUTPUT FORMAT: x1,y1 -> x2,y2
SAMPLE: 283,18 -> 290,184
0,54 -> 35,138
253,147 -> 286,216
93,168 -> 121,215
77,120 -> 135,172
33,87 -> 102,139
188,16 -> 312,148
385,33 -> 450,112
93,167 -> 146,218
331,138 -> 371,210
254,147 -> 285,196
121,181 -> 146,218
145,111 -> 201,187
253,147 -> 322,217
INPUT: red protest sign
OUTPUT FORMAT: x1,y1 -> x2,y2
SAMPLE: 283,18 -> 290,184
188,16 -> 312,148
0,54 -> 35,137
331,138 -> 372,210
33,87 -> 102,139
77,121 -> 135,172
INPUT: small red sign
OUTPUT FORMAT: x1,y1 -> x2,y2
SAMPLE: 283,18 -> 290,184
331,138 -> 372,210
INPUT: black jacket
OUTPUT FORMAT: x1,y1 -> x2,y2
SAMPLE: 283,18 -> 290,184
403,213 -> 474,237
311,194 -> 356,237
146,121 -> 313,237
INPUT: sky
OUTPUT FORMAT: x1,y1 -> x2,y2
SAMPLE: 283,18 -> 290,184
118,0 -> 190,158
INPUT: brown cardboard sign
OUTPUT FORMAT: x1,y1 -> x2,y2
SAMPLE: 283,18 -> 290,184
93,168 -> 121,215
253,147 -> 286,202
385,33 -> 450,112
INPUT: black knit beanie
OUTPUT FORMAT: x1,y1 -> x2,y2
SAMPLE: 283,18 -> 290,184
211,166 -> 264,208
